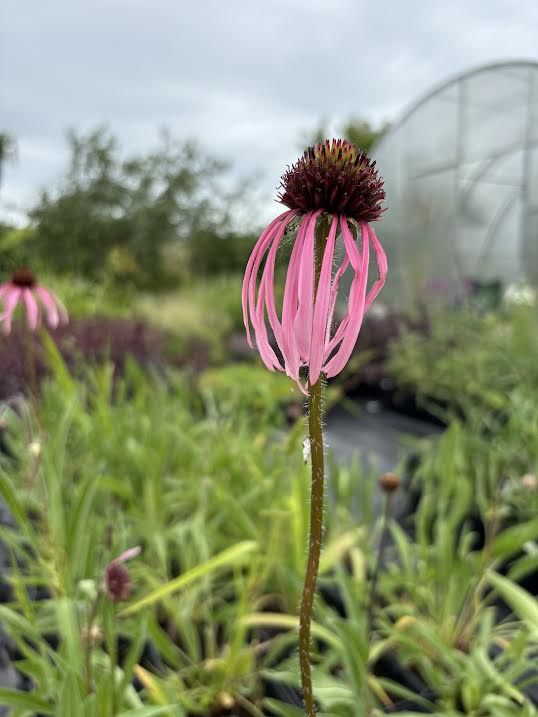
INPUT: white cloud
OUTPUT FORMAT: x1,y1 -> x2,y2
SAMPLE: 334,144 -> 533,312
1,0 -> 537,223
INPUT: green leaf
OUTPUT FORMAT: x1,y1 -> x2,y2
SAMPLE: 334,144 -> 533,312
474,647 -> 525,704
116,708 -> 176,717
488,571 -> 538,635
241,612 -> 340,649
67,473 -> 98,571
56,598 -> 83,677
57,672 -> 84,717
262,699 -> 305,717
120,541 -> 257,616
0,468 -> 29,534
0,688 -> 53,713
492,519 -> 538,559
41,330 -> 76,396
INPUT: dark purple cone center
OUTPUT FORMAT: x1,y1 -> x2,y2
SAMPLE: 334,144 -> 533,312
11,267 -> 37,288
278,139 -> 385,223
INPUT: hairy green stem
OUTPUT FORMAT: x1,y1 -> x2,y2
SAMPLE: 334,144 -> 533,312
299,217 -> 328,716
300,376 -> 324,715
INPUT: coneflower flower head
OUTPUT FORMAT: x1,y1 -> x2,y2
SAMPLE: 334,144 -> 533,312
278,139 -> 385,221
242,139 -> 387,393
0,268 -> 68,335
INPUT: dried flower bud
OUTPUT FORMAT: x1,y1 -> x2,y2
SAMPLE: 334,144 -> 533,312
103,546 -> 141,602
105,562 -> 133,602
379,472 -> 401,493
81,623 -> 103,646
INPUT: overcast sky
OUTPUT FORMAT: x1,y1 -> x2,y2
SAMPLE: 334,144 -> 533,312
1,0 -> 537,224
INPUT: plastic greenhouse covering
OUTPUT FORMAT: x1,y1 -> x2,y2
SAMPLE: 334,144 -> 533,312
372,61 -> 538,306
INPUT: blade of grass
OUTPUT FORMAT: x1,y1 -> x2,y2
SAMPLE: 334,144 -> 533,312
120,541 -> 257,616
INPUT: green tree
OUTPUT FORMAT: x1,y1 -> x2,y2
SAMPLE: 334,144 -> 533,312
341,118 -> 390,153
0,132 -> 17,189
301,117 -> 389,153
30,128 -> 253,287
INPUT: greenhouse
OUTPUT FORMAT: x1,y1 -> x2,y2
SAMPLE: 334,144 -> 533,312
373,60 -> 538,305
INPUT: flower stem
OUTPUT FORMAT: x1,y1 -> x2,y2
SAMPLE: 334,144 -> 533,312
84,592 -> 101,694
299,216 -> 328,716
109,604 -> 118,716
300,376 -> 325,715
366,492 -> 392,637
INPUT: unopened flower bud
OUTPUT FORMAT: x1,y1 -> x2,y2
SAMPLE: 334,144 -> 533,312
379,472 -> 401,493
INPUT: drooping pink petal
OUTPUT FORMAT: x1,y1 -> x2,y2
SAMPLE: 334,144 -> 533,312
281,213 -> 312,382
308,215 -> 338,386
35,286 -> 59,328
247,221 -> 284,370
253,278 -> 284,372
258,218 -> 291,350
55,295 -> 69,325
242,210 -> 296,347
23,289 -> 40,330
323,222 -> 387,356
36,287 -> 69,328
112,546 -> 142,564
364,224 -> 388,312
324,254 -> 350,348
0,287 -> 22,335
323,219 -> 369,378
294,211 -> 322,361
323,221 -> 365,357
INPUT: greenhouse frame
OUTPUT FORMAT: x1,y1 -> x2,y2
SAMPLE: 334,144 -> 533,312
373,60 -> 538,305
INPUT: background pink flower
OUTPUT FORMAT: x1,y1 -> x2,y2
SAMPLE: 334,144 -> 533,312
0,268 -> 68,335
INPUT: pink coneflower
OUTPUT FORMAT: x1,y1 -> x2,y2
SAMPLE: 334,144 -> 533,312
0,268 -> 68,335
242,139 -> 387,393
104,546 -> 141,603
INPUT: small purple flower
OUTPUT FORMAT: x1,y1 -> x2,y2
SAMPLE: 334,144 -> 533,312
0,268 -> 68,335
104,546 -> 141,603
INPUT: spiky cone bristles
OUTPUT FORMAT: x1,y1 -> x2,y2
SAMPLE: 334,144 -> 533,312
242,140 -> 387,394
278,139 -> 385,222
